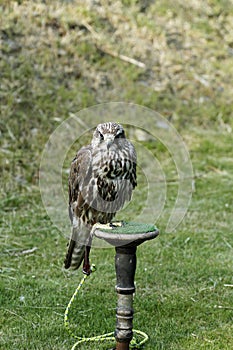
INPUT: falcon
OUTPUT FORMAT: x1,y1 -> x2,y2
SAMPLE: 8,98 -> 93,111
64,122 -> 137,274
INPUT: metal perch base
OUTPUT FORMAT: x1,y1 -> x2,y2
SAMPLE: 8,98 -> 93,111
94,222 -> 159,350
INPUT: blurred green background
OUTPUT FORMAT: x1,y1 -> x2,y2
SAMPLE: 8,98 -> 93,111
0,1 -> 232,349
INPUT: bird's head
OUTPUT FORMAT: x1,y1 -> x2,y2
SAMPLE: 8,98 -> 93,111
92,122 -> 125,148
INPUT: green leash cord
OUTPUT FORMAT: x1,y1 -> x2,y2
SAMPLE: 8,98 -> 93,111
64,264 -> 149,349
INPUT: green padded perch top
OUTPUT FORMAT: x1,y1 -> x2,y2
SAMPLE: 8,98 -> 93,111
93,221 -> 159,247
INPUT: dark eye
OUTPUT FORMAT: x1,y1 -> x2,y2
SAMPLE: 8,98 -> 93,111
99,131 -> 104,140
115,130 -> 125,139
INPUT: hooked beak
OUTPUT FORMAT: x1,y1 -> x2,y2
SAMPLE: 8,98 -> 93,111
104,134 -> 114,149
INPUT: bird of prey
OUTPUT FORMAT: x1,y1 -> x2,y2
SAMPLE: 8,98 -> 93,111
64,122 -> 137,274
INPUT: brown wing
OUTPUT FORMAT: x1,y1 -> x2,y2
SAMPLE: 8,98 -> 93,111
68,145 -> 92,222
65,145 -> 92,270
121,141 -> 137,203
123,141 -> 137,204
129,144 -> 137,190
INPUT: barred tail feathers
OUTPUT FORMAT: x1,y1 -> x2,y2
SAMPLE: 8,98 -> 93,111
64,239 -> 85,269
64,222 -> 90,270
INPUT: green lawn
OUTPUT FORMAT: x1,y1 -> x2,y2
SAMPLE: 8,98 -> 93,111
0,1 -> 233,349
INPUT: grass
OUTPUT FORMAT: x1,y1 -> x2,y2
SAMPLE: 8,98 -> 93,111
0,1 -> 233,349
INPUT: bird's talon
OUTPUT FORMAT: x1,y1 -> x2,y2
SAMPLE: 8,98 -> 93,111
110,221 -> 123,228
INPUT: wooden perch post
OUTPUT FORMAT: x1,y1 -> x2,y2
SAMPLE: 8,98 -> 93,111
94,222 -> 159,350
